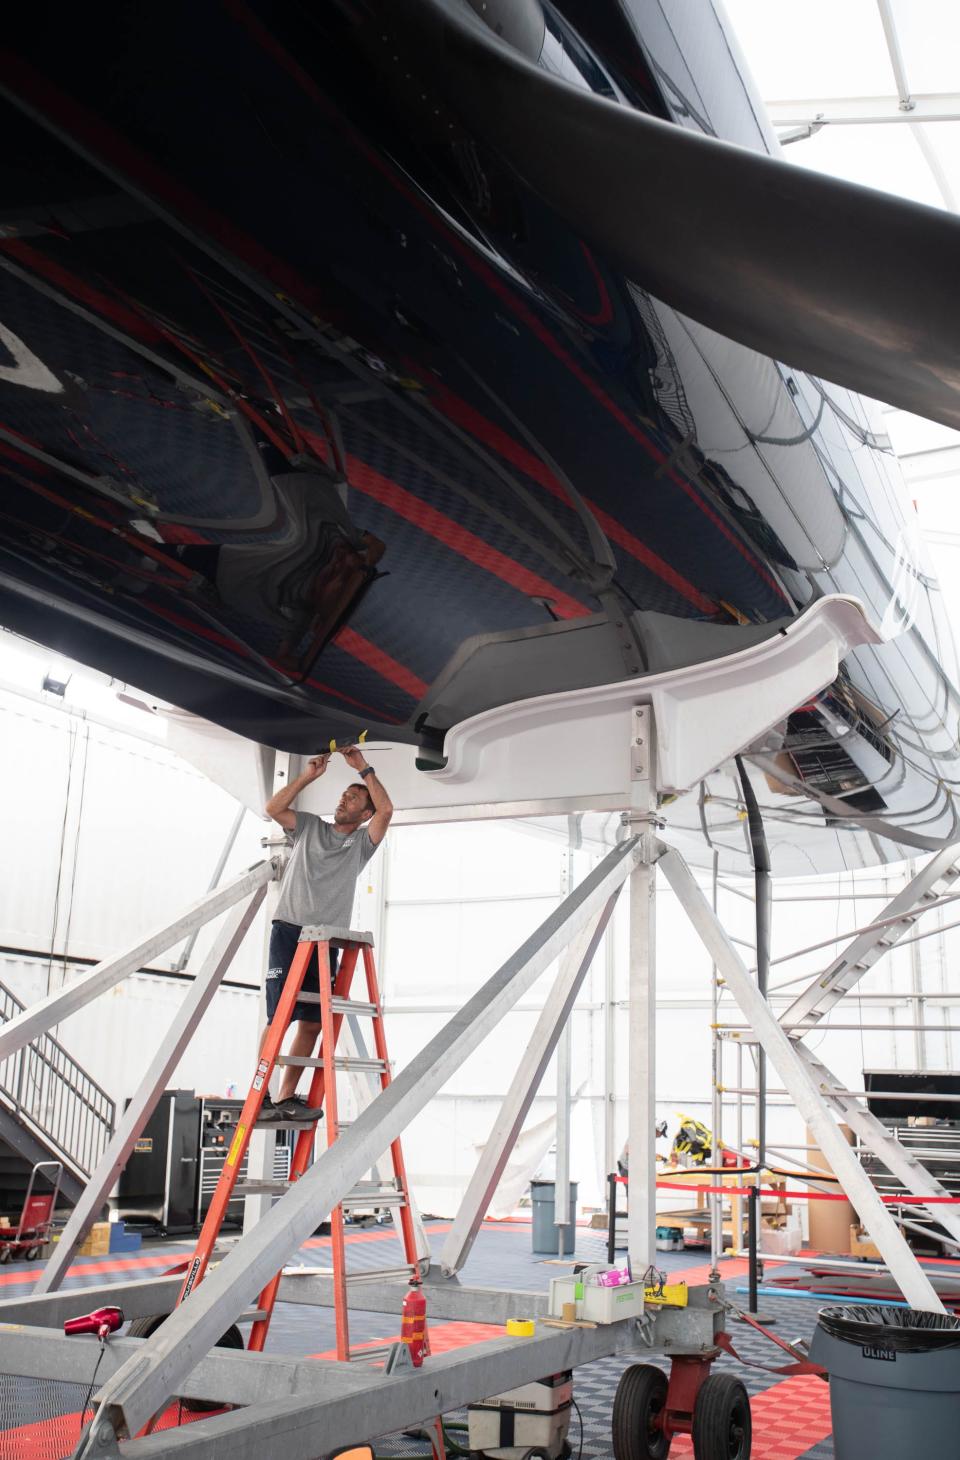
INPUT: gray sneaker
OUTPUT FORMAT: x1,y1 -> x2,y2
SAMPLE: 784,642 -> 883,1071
259,1094 -> 323,1124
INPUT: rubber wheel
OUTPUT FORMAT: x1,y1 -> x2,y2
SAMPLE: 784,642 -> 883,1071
0,1247 -> 11,1264
692,1374 -> 751,1460
128,1314 -> 243,1413
25,1245 -> 42,1260
612,1363 -> 670,1460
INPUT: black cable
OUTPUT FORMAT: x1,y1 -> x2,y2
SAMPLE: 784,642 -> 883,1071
571,1397 -> 584,1460
45,720 -> 78,996
79,1338 -> 107,1426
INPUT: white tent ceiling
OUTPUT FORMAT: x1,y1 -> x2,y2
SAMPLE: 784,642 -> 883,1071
726,0 -> 960,572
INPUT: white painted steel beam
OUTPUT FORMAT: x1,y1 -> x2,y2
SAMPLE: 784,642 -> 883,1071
768,96 -> 960,125
88,836 -> 642,1441
0,860 -> 277,1061
900,445 -> 960,485
36,888 -> 267,1293
440,890 -> 621,1276
657,843 -> 945,1313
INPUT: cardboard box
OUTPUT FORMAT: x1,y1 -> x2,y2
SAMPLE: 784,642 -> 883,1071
77,1221 -> 112,1256
850,1224 -> 882,1261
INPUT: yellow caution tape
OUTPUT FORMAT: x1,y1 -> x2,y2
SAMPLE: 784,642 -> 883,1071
506,1319 -> 535,1337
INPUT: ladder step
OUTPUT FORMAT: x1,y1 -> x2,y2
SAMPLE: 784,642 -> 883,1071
234,1180 -> 291,1196
275,1055 -> 387,1073
331,997 -> 378,1016
290,994 -> 377,1014
239,1309 -> 269,1322
342,1192 -> 406,1210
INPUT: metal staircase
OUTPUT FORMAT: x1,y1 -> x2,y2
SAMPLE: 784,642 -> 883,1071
0,975 -> 115,1208
796,1042 -> 960,1249
782,847 -> 960,1031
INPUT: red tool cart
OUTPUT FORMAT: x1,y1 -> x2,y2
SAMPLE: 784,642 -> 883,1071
0,1161 -> 63,1262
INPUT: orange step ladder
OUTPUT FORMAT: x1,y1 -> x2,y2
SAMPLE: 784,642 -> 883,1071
175,925 -> 424,1360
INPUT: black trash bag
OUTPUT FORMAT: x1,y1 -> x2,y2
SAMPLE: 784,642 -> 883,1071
818,1304 -> 960,1353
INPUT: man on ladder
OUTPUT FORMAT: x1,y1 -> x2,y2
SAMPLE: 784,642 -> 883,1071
151,738 -> 417,1379
259,744 -> 393,1124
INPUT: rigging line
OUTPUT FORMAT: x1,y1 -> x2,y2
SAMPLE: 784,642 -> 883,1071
350,414 -> 588,584
670,313 -> 833,576
804,374 -> 892,451
813,510 -> 960,736
748,752 -> 960,850
45,719 -> 77,998
452,356 -> 617,582
750,387 -> 826,447
57,723 -> 90,1004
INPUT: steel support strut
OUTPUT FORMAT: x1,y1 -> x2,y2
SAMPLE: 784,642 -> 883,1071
657,844 -> 946,1313
36,888 -> 268,1293
626,705 -> 659,1274
85,835 -> 642,1443
0,860 -> 278,1061
440,889 -> 622,1277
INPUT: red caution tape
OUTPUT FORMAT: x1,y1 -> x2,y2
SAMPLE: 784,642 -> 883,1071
656,1180 -> 960,1203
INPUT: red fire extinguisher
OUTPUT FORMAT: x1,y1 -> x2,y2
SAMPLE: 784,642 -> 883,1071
401,1281 -> 427,1367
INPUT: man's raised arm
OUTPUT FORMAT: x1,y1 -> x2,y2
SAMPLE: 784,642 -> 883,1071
341,746 -> 393,845
265,754 -> 329,830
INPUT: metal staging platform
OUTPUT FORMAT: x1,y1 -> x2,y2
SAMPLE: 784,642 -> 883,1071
0,1222 -> 845,1460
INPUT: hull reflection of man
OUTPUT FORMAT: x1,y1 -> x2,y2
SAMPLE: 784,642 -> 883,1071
258,745 -> 392,1123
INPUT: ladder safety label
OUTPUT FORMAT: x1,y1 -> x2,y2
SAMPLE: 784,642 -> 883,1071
182,1257 -> 202,1298
227,1123 -> 246,1167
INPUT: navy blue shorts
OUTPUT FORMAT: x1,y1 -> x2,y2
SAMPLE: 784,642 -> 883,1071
266,921 -> 340,1025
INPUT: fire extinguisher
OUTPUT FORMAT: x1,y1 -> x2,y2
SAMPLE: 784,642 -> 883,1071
401,1281 -> 427,1367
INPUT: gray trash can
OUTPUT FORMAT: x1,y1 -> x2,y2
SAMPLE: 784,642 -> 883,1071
530,1180 -> 578,1254
809,1304 -> 960,1460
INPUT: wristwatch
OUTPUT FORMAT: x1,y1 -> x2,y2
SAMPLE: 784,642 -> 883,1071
359,765 -> 374,778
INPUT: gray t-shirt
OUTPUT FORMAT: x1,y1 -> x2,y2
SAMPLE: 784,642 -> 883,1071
274,812 -> 378,929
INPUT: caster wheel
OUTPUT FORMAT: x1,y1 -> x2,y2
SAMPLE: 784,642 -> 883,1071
26,1245 -> 42,1260
692,1374 -> 751,1460
612,1362 -> 670,1460
128,1315 -> 243,1412
0,1247 -> 11,1264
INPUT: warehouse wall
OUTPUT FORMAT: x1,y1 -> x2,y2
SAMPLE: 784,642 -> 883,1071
2,657 -> 958,1220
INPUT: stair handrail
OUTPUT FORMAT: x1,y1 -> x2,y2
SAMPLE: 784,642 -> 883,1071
0,975 -> 116,1177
